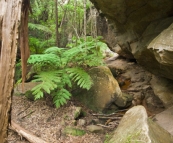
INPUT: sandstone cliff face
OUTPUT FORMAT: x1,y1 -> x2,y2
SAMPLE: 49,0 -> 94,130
90,0 -> 173,79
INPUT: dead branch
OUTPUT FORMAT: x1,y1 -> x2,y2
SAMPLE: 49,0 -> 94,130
122,89 -> 140,92
17,106 -> 30,116
21,110 -> 35,119
97,123 -> 117,129
92,109 -> 127,117
96,124 -> 111,128
98,116 -> 122,120
92,112 -> 123,117
10,120 -> 48,143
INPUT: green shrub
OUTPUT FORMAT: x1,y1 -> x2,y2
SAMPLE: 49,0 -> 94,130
27,36 -> 108,108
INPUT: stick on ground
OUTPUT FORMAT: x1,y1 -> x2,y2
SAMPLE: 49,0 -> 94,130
10,120 -> 48,143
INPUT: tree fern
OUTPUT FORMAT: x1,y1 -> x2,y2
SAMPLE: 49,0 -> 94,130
28,23 -> 52,34
44,46 -> 65,55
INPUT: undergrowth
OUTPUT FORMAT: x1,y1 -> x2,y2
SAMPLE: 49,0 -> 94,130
27,36 -> 108,108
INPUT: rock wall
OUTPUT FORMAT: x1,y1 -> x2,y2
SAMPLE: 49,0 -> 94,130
90,0 -> 173,79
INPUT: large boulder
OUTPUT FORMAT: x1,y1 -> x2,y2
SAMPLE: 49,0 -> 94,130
73,66 -> 131,112
154,106 -> 173,135
90,0 -> 173,80
150,75 -> 173,108
136,22 -> 173,79
106,106 -> 173,143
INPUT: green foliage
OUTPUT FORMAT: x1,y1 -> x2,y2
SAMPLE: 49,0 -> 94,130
28,23 -> 52,34
68,68 -> 92,90
28,36 -> 109,108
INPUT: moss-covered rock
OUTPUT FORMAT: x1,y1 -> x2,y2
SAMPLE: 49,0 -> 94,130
73,66 -> 130,112
63,127 -> 86,136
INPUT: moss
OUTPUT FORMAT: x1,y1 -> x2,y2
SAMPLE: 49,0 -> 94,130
63,126 -> 86,136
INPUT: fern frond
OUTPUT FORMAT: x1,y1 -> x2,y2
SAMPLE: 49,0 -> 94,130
28,54 -> 61,71
31,71 -> 62,100
44,47 -> 66,55
39,38 -> 56,49
28,36 -> 108,108
61,73 -> 72,88
28,23 -> 52,34
63,46 -> 82,58
84,54 -> 105,67
67,68 -> 93,90
53,89 -> 71,108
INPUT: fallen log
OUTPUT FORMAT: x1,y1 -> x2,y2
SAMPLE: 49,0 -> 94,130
10,120 -> 48,143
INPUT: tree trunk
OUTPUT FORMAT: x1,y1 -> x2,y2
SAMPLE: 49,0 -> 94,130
83,0 -> 87,38
0,0 -> 30,142
55,0 -> 59,46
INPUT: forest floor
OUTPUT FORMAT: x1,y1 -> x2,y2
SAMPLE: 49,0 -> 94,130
8,94 -> 119,143
7,58 -> 165,143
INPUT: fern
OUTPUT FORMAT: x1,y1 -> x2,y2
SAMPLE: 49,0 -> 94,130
44,47 -> 65,55
28,54 -> 61,71
67,68 -> 93,90
27,36 -> 109,108
53,89 -> 71,108
31,71 -> 60,99
28,23 -> 52,34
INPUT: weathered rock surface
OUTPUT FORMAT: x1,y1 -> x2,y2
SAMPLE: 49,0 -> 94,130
150,75 -> 173,108
107,59 -> 164,114
14,82 -> 40,94
138,22 -> 173,79
106,106 -> 173,143
154,106 -> 173,135
73,66 -> 131,112
90,0 -> 173,80
86,125 -> 103,133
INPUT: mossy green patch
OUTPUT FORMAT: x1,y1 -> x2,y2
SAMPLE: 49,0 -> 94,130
63,126 -> 86,136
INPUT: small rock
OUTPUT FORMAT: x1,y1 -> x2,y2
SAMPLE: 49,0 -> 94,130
86,125 -> 103,133
92,119 -> 99,124
60,120 -> 66,126
86,118 -> 99,125
78,119 -> 86,126
72,120 -> 77,126
72,107 -> 82,120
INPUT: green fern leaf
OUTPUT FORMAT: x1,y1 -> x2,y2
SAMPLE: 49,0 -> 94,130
53,89 -> 71,108
60,97 -> 67,105
30,71 -> 63,100
44,47 -> 65,55
28,23 -> 52,34
68,68 -> 93,90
